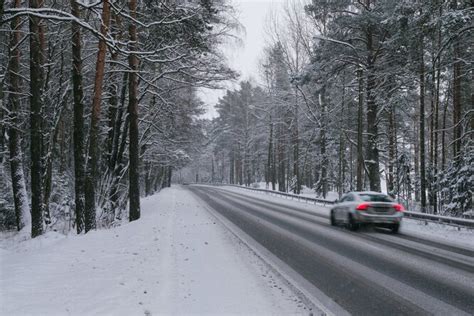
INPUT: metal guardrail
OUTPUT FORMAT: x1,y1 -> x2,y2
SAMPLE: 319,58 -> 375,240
402,211 -> 474,228
223,184 -> 336,206
197,183 -> 474,229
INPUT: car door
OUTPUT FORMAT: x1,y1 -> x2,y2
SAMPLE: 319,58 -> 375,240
335,194 -> 351,221
345,193 -> 357,215
342,193 -> 358,222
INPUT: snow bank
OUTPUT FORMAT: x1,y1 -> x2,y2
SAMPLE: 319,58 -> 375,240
401,219 -> 474,250
0,186 -> 306,315
0,229 -> 67,253
248,182 -> 339,201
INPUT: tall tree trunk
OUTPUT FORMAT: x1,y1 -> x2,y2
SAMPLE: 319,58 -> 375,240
221,152 -> 225,182
414,117 -> 420,202
433,66 -> 440,213
244,108 -> 250,186
236,144 -> 241,185
272,142 -> 276,191
106,13 -> 122,166
0,0 -> 4,21
0,91 -> 4,165
441,88 -> 449,170
229,149 -> 234,184
29,0 -> 46,237
128,0 -> 140,222
167,166 -> 172,187
356,69 -> 364,191
387,106 -> 396,194
319,89 -> 328,198
452,31 -> 462,163
108,72 -> 128,212
338,81 -> 345,198
428,61 -> 435,212
8,0 -> 31,230
153,167 -> 162,191
419,37 -> 427,212
106,72 -> 119,166
71,0 -> 85,233
84,0 -> 111,232
238,143 -> 243,185
365,25 -> 381,192
349,133 -> 354,191
267,117 -> 275,190
277,125 -> 285,192
42,52 -> 68,226
292,88 -> 300,194
211,157 -> 215,183
266,118 -> 272,186
104,12 -> 126,220
109,74 -> 127,171
432,3 -> 442,214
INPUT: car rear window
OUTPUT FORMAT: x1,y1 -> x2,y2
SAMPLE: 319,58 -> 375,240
359,194 -> 393,202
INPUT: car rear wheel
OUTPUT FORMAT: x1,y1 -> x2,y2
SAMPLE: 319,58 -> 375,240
347,214 -> 359,231
390,223 -> 400,234
330,211 -> 336,226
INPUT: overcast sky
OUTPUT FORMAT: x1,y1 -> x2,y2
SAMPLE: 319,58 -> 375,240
199,0 -> 285,118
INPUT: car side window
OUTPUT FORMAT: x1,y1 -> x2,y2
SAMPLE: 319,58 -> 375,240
340,194 -> 353,202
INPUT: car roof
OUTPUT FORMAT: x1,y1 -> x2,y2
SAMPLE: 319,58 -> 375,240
349,191 -> 388,195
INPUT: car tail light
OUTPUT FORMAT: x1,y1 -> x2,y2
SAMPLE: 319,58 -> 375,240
356,203 -> 370,211
394,204 -> 404,212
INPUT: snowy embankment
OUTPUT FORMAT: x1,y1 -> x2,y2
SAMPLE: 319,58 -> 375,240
0,186 -> 306,315
248,181 -> 340,201
218,185 -> 474,250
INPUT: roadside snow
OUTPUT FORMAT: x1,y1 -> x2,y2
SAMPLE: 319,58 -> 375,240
400,219 -> 474,250
249,182 -> 339,201
0,186 -> 306,316
215,185 -> 474,251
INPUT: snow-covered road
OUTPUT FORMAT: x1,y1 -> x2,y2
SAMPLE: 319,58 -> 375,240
189,185 -> 474,316
0,186 -> 307,315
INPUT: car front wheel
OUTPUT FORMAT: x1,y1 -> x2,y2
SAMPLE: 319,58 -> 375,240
347,214 -> 359,231
330,211 -> 336,226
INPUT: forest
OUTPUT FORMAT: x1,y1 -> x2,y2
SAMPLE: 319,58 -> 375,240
0,0 -> 236,235
187,0 -> 473,217
0,0 -> 472,238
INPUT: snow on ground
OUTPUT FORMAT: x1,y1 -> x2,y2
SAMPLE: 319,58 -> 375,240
217,185 -> 474,250
400,219 -> 474,250
299,189 -> 339,202
0,186 -> 306,316
250,182 -> 339,201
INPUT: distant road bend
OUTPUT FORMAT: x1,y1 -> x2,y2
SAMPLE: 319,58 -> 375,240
187,185 -> 474,316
